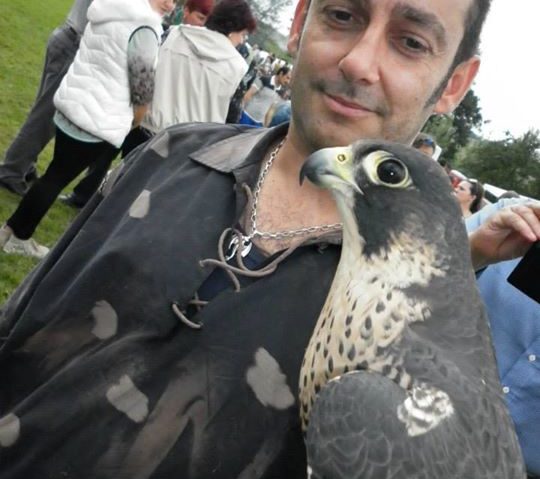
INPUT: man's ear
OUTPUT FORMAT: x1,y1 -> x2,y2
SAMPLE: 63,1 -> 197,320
433,56 -> 480,114
287,0 -> 310,57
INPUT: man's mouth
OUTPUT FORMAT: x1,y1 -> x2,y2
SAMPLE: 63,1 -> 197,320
314,78 -> 386,119
328,94 -> 373,111
323,93 -> 377,119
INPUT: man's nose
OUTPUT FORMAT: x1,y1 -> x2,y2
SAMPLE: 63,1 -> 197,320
338,27 -> 385,85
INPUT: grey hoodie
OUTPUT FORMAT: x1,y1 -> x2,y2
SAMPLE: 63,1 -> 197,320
143,24 -> 248,130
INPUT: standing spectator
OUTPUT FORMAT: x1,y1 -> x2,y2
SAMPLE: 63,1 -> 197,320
179,0 -> 214,26
264,87 -> 291,127
240,66 -> 292,127
0,0 -> 173,258
455,179 -> 485,217
438,158 -> 461,187
0,0 -> 93,196
466,198 -> 540,478
162,0 -> 214,32
139,0 -> 256,136
226,58 -> 259,124
267,100 -> 292,127
60,0 -> 216,209
412,132 -> 437,157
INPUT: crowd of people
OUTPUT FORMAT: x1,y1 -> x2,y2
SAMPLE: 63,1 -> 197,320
0,0 -> 289,255
0,0 -> 539,477
412,132 -> 488,218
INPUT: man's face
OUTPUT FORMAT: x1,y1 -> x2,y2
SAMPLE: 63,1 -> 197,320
287,0 -> 479,154
417,143 -> 435,157
183,6 -> 209,26
277,71 -> 293,87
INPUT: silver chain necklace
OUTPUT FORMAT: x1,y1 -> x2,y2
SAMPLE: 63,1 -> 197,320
226,139 -> 342,260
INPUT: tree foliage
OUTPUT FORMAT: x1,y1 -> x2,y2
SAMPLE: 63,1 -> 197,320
424,89 -> 483,161
455,130 -> 540,199
249,0 -> 293,27
246,0 -> 293,59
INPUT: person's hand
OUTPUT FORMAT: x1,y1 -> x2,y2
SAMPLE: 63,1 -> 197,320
132,104 -> 149,128
469,203 -> 540,270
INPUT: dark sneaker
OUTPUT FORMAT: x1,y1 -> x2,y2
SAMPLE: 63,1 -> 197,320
0,178 -> 28,196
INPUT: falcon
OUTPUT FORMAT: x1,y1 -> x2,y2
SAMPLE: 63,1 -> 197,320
298,141 -> 526,479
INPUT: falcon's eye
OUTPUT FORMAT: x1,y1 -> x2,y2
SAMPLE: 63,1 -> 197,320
376,159 -> 408,186
363,150 -> 411,188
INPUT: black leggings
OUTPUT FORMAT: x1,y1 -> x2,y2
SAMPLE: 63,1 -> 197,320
70,126 -> 152,204
7,128 -> 119,239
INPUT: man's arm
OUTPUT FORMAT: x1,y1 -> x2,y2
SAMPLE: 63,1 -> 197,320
263,102 -> 278,127
132,104 -> 149,127
127,26 -> 160,126
242,79 -> 261,105
465,198 -> 528,233
468,201 -> 540,270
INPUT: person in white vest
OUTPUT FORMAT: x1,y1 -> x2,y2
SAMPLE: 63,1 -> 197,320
59,0 -> 218,210
0,0 -> 174,259
111,0 -> 257,161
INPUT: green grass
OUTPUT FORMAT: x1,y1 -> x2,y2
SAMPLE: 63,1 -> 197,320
0,0 -> 77,301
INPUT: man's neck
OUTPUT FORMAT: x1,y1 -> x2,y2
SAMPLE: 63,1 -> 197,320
245,135 -> 340,255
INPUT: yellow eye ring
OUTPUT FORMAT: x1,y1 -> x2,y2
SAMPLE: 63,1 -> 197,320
337,153 -> 347,163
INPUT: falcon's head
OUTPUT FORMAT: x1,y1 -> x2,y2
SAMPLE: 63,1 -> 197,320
300,140 -> 467,262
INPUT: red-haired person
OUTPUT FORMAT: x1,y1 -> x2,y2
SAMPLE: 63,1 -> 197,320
182,0 -> 214,26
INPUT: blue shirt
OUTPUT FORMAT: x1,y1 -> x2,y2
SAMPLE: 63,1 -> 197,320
466,199 -> 540,476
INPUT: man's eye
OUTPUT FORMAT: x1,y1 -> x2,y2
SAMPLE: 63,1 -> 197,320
327,8 -> 354,24
401,36 -> 429,53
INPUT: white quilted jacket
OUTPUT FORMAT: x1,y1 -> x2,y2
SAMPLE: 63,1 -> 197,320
54,0 -> 162,147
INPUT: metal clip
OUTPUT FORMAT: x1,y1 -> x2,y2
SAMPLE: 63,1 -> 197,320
226,234 -> 252,261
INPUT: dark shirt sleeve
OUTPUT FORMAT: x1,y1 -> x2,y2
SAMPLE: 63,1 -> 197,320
127,26 -> 160,106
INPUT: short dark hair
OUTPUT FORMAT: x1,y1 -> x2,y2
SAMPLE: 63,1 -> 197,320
452,0 -> 492,67
413,132 -> 436,150
205,0 -> 257,36
425,0 -> 492,105
499,190 -> 520,200
468,180 -> 485,213
301,0 -> 491,66
437,158 -> 451,169
276,66 -> 291,77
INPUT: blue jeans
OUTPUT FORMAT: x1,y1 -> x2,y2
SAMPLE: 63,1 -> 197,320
238,111 -> 263,128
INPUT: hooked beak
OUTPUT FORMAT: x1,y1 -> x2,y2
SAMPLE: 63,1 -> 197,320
300,146 -> 363,195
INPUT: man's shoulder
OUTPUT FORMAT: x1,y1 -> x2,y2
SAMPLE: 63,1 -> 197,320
103,123 -> 254,195
122,122 -> 275,176
163,122 -> 252,146
137,122 -> 253,160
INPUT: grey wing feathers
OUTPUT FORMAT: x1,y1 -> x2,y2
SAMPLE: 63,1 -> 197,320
305,371 -> 526,479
